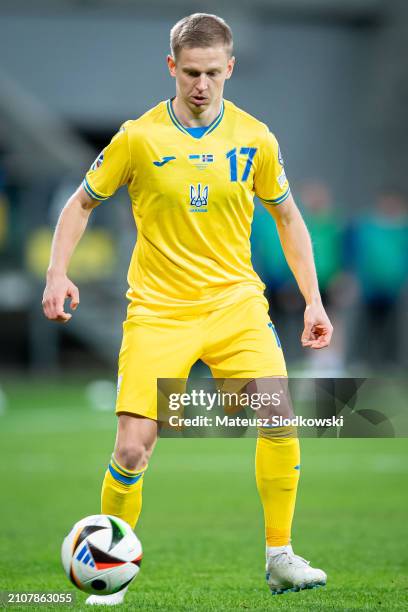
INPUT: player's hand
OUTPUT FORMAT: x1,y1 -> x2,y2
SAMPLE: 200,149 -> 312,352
301,302 -> 333,349
42,271 -> 79,323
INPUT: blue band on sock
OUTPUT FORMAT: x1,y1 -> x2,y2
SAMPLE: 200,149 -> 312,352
108,463 -> 144,485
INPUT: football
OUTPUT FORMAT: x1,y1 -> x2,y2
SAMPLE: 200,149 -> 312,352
61,514 -> 142,595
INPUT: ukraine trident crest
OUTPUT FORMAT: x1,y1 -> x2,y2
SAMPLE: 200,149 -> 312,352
190,183 -> 209,209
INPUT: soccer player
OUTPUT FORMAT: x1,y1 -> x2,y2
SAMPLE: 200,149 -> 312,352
43,13 -> 333,604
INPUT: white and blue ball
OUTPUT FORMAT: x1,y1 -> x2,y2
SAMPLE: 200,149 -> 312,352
61,514 -> 142,595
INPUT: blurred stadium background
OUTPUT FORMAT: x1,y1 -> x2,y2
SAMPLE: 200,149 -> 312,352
0,1 -> 407,608
0,0 -> 407,377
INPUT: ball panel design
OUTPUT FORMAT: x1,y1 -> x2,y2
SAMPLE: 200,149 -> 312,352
73,525 -> 107,555
91,579 -> 107,591
69,564 -> 83,590
61,514 -> 142,595
107,516 -> 126,550
87,541 -> 127,569
80,563 -> 139,594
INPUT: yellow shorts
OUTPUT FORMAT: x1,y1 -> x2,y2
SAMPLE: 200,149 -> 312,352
116,295 -> 287,420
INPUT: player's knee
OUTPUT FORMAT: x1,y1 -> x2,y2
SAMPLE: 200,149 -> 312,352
115,442 -> 151,471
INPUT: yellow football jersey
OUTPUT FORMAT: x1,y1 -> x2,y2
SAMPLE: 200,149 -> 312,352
83,99 -> 290,316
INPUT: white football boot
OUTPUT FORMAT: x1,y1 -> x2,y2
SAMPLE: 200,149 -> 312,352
266,545 -> 327,595
85,585 -> 129,606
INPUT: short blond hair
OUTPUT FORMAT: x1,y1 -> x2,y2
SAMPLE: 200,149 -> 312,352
170,13 -> 233,59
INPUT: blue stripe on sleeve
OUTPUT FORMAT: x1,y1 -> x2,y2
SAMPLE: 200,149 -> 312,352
82,178 -> 109,201
259,187 -> 291,206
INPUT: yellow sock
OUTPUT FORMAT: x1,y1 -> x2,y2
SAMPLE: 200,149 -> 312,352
255,428 -> 300,546
101,455 -> 147,529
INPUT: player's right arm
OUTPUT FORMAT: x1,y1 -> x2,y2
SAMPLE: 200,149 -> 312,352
43,123 -> 132,323
42,185 -> 97,323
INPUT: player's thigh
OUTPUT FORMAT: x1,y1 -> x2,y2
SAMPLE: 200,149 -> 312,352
202,296 -> 287,378
116,316 -> 201,420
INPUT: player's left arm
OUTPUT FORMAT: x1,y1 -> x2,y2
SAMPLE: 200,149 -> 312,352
264,193 -> 333,349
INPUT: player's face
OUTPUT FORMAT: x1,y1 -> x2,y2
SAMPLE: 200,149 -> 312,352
167,46 -> 235,115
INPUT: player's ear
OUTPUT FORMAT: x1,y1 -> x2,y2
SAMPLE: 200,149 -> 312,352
225,56 -> 235,80
167,55 -> 177,77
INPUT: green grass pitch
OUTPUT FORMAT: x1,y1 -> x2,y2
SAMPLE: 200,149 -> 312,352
1,379 -> 407,611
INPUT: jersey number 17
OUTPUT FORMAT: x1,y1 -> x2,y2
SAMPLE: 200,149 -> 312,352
226,147 -> 257,182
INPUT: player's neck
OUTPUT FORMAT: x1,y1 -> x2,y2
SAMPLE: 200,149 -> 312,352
172,96 -> 223,127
